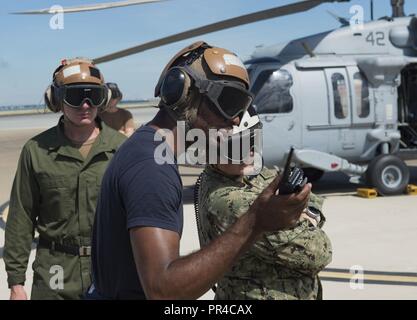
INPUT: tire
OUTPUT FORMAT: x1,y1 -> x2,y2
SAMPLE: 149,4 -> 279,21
366,154 -> 410,196
303,168 -> 324,182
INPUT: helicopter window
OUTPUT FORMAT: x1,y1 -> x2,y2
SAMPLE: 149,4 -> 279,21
331,73 -> 349,119
252,69 -> 293,114
353,72 -> 370,118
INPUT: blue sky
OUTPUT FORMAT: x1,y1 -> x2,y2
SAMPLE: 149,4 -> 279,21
1,0 -> 417,106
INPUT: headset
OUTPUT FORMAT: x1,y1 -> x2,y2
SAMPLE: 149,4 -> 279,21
157,47 -> 205,117
106,82 -> 123,101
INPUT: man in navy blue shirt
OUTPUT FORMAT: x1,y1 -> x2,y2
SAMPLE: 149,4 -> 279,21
90,41 -> 311,299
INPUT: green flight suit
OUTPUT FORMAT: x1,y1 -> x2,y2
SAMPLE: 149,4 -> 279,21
196,166 -> 333,300
4,117 -> 126,299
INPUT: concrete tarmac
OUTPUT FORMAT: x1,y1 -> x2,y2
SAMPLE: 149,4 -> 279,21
1,111 -> 417,300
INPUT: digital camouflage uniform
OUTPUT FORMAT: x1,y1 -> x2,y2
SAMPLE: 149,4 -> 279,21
4,117 -> 126,299
197,166 -> 332,300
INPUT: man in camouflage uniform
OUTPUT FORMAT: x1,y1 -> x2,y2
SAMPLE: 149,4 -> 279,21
197,165 -> 332,300
196,108 -> 332,300
3,59 -> 126,299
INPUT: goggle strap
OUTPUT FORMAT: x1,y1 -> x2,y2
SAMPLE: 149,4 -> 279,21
197,79 -> 211,94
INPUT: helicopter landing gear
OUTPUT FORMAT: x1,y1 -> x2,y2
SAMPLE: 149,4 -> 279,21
303,168 -> 324,182
366,154 -> 410,196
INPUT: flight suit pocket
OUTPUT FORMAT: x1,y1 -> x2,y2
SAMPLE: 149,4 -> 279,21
86,177 -> 101,227
37,174 -> 74,224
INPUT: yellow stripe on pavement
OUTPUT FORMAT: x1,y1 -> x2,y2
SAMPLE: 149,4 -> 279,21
320,270 -> 417,285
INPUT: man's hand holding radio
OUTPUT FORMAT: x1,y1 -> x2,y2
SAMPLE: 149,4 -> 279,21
249,174 -> 312,234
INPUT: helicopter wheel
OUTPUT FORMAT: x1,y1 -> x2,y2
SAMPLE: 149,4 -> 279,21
366,154 -> 410,196
303,168 -> 324,182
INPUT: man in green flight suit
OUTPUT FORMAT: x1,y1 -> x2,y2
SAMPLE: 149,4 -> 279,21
3,58 -> 126,300
196,107 -> 332,300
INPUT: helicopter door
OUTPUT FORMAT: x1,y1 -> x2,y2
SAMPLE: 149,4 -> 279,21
346,66 -> 373,126
296,68 -> 331,152
325,68 -> 352,126
251,66 -> 300,167
324,68 -> 358,155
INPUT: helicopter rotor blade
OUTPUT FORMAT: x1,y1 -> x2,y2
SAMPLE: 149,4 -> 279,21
10,0 -> 167,15
94,0 -> 350,64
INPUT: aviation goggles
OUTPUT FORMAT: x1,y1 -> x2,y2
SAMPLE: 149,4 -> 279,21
222,112 -> 263,163
57,84 -> 108,108
209,108 -> 263,164
164,65 -> 254,120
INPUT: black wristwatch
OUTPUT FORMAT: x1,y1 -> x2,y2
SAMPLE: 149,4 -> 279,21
305,207 -> 321,222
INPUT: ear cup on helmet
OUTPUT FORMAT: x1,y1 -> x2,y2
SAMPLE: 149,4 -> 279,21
107,82 -> 122,100
160,68 -> 191,109
44,85 -> 61,113
99,86 -> 113,112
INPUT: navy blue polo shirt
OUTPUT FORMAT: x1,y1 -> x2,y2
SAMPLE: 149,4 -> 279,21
91,126 -> 183,299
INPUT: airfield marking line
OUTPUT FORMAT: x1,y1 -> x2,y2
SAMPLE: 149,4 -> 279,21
320,268 -> 417,286
2,201 -> 417,287
321,271 -> 417,283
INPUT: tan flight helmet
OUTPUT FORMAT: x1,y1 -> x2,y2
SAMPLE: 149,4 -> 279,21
44,58 -> 111,112
154,41 -> 251,126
